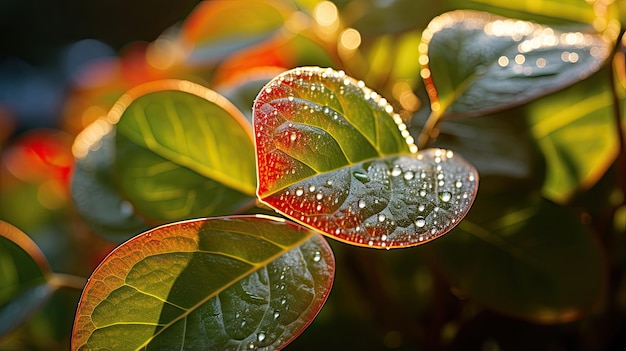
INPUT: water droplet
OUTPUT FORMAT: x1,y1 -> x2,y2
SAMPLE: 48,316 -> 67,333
290,133 -> 297,141
358,200 -> 366,208
309,185 -> 316,192
281,299 -> 287,305
381,234 -> 388,241
419,189 -> 427,197
313,251 -> 322,262
326,179 -> 334,186
456,180 -> 463,188
416,217 -> 426,228
418,204 -> 425,212
404,171 -> 414,180
353,171 -> 370,183
295,188 -> 304,196
257,333 -> 266,342
248,342 -> 255,349
469,174 -> 475,182
273,310 -> 280,319
391,167 -> 402,177
439,191 -> 452,202
241,319 -> 247,327
378,214 -> 386,222
437,173 -> 444,180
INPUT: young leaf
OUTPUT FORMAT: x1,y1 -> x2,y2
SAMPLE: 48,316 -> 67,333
71,215 -> 334,351
420,10 -> 614,118
74,80 -> 257,224
254,67 -> 478,248
431,195 -> 606,323
0,221 -> 54,336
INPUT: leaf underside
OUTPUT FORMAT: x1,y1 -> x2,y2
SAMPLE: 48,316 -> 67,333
71,215 -> 334,351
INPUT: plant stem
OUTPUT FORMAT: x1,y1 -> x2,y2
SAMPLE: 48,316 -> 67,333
417,108 -> 443,149
48,272 -> 87,291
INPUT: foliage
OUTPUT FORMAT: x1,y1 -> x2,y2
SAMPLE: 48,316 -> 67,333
1,0 -> 625,350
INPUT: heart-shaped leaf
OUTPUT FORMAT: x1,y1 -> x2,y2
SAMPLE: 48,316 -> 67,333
420,10 -> 614,118
71,215 -> 334,351
73,80 -> 257,225
254,67 -> 478,248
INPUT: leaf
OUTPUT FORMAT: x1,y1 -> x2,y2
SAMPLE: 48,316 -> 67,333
431,194 -> 606,323
73,80 -> 257,224
254,67 -> 478,248
0,221 -> 54,336
527,67 -> 622,202
71,215 -> 335,351
179,0 -> 295,66
420,10 -> 614,118
71,130 -> 150,242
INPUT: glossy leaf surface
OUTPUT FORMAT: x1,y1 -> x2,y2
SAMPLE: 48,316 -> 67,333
528,69 -> 620,202
421,10 -> 613,118
0,221 -> 54,336
254,67 -> 478,248
431,195 -> 606,323
72,215 -> 334,351
73,80 -> 257,224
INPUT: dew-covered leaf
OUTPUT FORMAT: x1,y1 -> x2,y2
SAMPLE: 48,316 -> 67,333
73,80 -> 257,224
254,67 -> 478,248
420,10 -> 614,118
0,221 -> 54,336
527,68 -> 621,203
431,195 -> 606,323
71,215 -> 334,351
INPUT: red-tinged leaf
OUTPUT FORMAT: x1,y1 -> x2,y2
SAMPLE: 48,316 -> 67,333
71,215 -> 334,351
254,67 -> 479,248
420,10 -> 615,118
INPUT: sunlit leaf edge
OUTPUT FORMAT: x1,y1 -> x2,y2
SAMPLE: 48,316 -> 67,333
71,214 -> 335,351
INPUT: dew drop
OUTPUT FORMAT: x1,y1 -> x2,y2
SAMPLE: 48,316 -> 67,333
378,214 -> 386,222
437,173 -> 444,180
469,174 -> 475,182
309,185 -> 316,192
257,333 -> 266,342
391,167 -> 402,177
290,133 -> 297,141
248,342 -> 255,349
295,188 -> 304,196
419,189 -> 427,197
327,179 -> 334,186
418,204 -> 425,212
316,192 -> 323,200
456,180 -> 463,188
353,171 -> 370,183
439,191 -> 452,202
381,234 -> 388,241
358,200 -> 366,208
273,310 -> 280,319
416,217 -> 426,228
404,171 -> 414,180
313,251 -> 322,262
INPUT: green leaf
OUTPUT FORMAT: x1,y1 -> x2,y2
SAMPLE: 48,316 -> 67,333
431,194 -> 606,323
420,10 -> 614,118
527,68 -> 621,202
179,0 -> 295,66
254,67 -> 478,248
0,221 -> 54,336
71,130 -> 150,242
110,80 -> 256,223
71,215 -> 335,351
